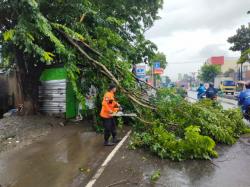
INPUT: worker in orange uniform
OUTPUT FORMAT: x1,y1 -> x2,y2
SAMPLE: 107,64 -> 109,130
100,84 -> 121,146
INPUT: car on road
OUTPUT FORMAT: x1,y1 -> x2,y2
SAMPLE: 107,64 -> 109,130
220,80 -> 236,95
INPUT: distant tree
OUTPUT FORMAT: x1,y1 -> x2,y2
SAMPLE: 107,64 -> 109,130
224,68 -> 235,77
198,64 -> 221,83
228,24 -> 250,53
151,52 -> 167,69
228,17 -> 250,64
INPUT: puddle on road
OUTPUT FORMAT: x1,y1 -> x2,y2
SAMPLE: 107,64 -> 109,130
0,125 -> 111,187
93,135 -> 250,187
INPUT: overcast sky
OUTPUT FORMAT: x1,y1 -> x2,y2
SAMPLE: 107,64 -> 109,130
145,0 -> 250,81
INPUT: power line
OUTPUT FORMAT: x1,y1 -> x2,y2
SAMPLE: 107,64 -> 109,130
168,61 -> 205,65
167,58 -> 207,65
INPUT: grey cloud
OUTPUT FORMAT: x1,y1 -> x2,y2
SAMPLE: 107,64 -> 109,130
172,48 -> 186,54
199,44 -> 229,58
146,0 -> 250,38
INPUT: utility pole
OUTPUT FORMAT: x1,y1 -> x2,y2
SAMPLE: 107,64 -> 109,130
240,63 -> 243,81
151,62 -> 156,88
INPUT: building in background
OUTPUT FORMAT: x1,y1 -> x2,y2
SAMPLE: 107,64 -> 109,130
178,73 -> 183,81
205,56 -> 239,73
205,56 -> 250,81
236,62 -> 250,81
206,56 -> 224,66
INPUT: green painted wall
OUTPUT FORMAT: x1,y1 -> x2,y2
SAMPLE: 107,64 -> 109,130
66,82 -> 78,119
40,68 -> 67,81
40,67 -> 78,119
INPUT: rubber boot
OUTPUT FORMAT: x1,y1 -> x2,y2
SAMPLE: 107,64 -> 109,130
112,137 -> 122,143
104,141 -> 115,146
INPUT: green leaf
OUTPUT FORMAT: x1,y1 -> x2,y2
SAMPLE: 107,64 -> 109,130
3,29 -> 15,41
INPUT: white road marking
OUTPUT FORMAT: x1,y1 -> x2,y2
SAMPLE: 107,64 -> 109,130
85,130 -> 132,187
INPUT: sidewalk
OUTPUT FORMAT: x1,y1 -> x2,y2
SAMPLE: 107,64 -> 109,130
0,123 -> 129,187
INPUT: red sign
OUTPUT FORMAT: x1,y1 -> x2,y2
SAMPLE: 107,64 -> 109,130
154,68 -> 164,74
210,56 -> 224,65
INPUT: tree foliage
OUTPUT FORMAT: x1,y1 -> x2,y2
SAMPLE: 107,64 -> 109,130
228,19 -> 250,64
198,64 -> 221,83
224,68 -> 235,77
228,24 -> 250,53
151,52 -> 168,69
0,0 -> 163,111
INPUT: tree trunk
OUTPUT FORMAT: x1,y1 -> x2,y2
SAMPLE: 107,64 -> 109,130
15,49 -> 44,115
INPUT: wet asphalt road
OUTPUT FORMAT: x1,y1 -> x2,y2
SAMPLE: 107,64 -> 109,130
93,136 -> 250,187
187,91 -> 238,109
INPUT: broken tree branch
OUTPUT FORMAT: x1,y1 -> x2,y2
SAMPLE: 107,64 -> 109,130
56,29 -> 156,110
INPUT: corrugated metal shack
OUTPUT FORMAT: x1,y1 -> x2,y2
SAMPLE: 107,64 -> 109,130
39,67 -> 78,119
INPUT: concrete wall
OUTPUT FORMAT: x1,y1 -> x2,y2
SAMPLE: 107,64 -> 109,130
0,71 -> 24,117
236,63 -> 250,81
221,57 -> 239,73
205,56 -> 239,74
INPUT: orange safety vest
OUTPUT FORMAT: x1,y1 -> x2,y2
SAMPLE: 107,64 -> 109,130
100,91 -> 119,118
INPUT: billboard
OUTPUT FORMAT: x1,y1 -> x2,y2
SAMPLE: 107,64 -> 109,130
154,68 -> 164,74
153,62 -> 164,75
154,62 -> 161,69
136,65 -> 146,81
210,56 -> 224,65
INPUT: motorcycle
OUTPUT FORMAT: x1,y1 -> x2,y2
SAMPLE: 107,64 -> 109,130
238,103 -> 250,121
205,94 -> 217,101
197,92 -> 206,100
242,108 -> 250,121
211,95 -> 217,101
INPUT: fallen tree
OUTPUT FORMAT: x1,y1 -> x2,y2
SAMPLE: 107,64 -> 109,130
55,26 -> 156,110
129,89 -> 250,160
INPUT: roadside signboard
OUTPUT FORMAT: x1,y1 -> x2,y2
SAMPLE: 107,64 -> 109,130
154,68 -> 164,74
136,65 -> 146,75
153,62 -> 164,74
154,62 -> 161,69
136,65 -> 146,81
